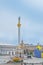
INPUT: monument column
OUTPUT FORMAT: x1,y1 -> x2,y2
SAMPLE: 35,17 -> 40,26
17,17 -> 21,44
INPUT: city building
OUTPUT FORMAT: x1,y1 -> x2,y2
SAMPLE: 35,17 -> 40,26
0,45 -> 16,56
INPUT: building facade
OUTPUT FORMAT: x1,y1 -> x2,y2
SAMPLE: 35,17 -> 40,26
0,42 -> 43,56
0,45 -> 16,56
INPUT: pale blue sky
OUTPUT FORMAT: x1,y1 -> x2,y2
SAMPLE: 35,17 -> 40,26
0,0 -> 43,45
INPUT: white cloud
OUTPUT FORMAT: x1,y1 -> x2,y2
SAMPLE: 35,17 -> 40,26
23,0 -> 43,6
20,17 -> 43,45
20,0 -> 43,11
0,42 -> 13,45
0,10 -> 18,43
21,17 -> 43,33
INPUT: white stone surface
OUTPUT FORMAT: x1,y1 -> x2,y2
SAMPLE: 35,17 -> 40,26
23,57 -> 43,63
